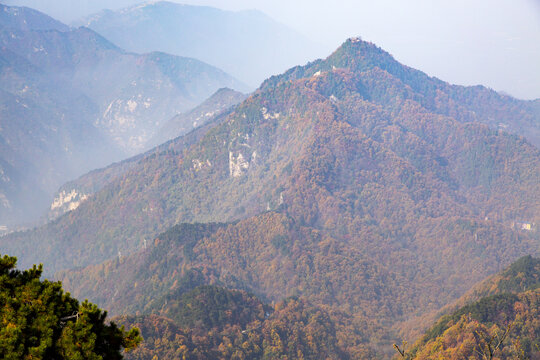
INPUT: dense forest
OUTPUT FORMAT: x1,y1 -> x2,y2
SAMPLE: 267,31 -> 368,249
59,255 -> 540,359
116,293 -> 355,360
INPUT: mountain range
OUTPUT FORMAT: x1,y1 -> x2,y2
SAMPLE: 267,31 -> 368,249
0,3 -> 244,226
1,3 -> 540,357
1,36 -> 538,357
74,1 -> 323,88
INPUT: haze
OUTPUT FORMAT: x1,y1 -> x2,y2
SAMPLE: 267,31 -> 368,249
4,0 -> 540,99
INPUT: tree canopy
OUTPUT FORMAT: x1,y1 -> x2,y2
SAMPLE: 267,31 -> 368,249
0,254 -> 141,359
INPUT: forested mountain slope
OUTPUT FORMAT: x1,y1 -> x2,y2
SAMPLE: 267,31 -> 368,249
411,256 -> 540,359
3,38 -> 540,354
116,293 -> 358,360
411,291 -> 540,359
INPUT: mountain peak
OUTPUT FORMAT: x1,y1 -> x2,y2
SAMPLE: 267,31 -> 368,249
259,37 -> 413,91
326,37 -> 406,73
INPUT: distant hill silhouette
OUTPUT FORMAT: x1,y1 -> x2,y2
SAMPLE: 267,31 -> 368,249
76,1 -> 322,88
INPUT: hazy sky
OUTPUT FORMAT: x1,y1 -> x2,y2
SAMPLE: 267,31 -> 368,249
5,0 -> 540,99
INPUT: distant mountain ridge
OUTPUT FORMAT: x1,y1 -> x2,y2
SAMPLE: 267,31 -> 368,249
0,24 -> 245,152
75,1 -> 322,88
0,4 -> 244,226
0,11 -> 120,226
0,3 -> 68,31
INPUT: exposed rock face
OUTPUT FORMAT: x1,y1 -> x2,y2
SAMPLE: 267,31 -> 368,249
229,151 -> 249,178
49,189 -> 89,218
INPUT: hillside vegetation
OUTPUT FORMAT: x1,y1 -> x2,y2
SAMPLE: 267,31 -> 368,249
410,257 -> 540,359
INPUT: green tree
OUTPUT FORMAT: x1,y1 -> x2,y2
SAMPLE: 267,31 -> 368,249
0,254 -> 141,359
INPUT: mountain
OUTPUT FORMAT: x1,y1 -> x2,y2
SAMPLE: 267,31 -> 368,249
150,87 -> 247,147
3,38 -> 540,355
261,38 -> 540,148
0,16 -> 120,226
410,256 -> 540,359
0,17 -> 246,153
75,1 -> 322,88
0,4 -> 245,226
